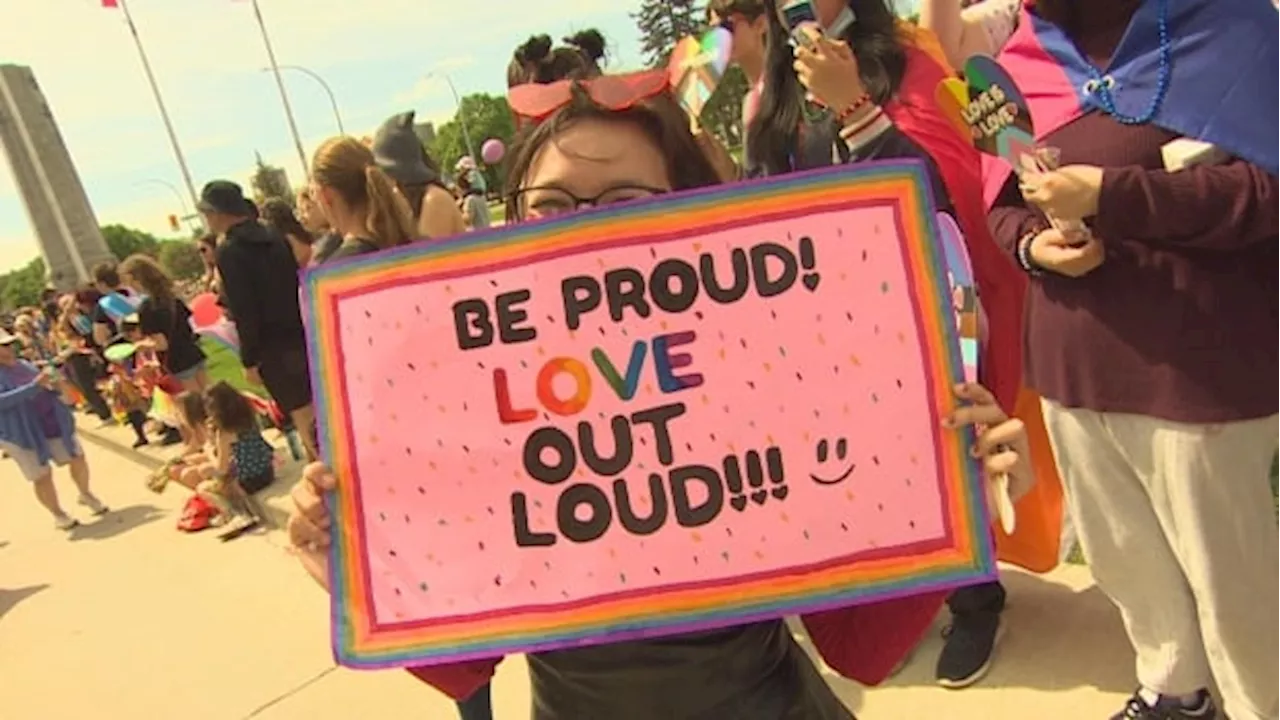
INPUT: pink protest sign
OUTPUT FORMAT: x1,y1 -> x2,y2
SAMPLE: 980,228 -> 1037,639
305,162 -> 995,669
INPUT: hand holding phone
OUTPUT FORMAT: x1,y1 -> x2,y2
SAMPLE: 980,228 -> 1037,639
779,0 -> 856,46
780,0 -> 821,49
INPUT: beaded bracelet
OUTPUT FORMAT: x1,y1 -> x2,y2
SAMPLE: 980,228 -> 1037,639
1015,230 -> 1043,275
835,91 -> 873,125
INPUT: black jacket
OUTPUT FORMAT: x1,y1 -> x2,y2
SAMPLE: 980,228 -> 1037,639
214,219 -> 306,368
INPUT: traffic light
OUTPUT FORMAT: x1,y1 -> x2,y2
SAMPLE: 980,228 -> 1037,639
168,214 -> 179,232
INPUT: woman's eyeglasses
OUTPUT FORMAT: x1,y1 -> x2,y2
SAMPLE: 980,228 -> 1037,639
512,185 -> 668,220
507,70 -> 671,124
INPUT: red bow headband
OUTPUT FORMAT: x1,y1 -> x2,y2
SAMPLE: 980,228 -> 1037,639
507,70 -> 670,124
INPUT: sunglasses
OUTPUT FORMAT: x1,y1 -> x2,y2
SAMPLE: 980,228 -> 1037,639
507,70 -> 670,124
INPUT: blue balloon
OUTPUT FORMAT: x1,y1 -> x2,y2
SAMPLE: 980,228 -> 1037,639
98,292 -> 140,323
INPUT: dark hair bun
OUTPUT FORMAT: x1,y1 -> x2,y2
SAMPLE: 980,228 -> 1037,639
517,34 -> 553,64
564,29 -> 606,62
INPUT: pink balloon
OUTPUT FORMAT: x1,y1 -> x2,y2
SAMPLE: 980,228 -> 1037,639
189,292 -> 223,328
481,138 -> 505,165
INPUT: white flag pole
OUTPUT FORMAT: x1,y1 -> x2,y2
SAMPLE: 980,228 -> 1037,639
117,0 -> 201,211
252,0 -> 309,177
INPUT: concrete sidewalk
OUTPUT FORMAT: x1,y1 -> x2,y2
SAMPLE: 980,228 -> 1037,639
0,418 -> 1137,719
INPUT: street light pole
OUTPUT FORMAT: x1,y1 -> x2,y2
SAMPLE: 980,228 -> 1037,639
265,65 -> 344,135
432,73 -> 477,163
250,0 -> 309,176
133,178 -> 190,215
132,178 -> 201,232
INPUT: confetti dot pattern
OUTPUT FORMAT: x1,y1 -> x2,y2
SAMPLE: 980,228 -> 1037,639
340,207 -> 950,625
307,166 -> 989,668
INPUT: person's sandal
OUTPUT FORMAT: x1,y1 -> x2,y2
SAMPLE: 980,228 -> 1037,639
146,466 -> 172,494
217,516 -> 260,542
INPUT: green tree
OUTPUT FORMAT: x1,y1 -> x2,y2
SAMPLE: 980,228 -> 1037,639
251,152 -> 293,207
633,1 -> 745,152
428,93 -> 517,192
101,224 -> 161,261
702,66 -> 750,151
157,240 -> 205,281
633,0 -> 704,67
1,258 -> 47,310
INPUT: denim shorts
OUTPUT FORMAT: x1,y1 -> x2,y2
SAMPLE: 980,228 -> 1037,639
172,360 -> 207,382
1,436 -> 83,482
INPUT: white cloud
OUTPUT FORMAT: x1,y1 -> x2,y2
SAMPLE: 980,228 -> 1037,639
0,235 -> 41,275
0,0 -> 647,272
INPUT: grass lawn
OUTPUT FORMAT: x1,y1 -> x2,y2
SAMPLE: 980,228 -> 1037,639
487,201 -> 507,225
200,335 -> 267,398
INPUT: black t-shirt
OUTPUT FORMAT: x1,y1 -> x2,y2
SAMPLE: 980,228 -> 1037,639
527,621 -> 852,719
311,231 -> 344,265
138,296 -> 206,375
325,237 -> 380,262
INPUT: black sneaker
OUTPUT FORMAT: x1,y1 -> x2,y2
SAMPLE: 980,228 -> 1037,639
935,609 -> 1003,688
1111,689 -> 1217,720
158,426 -> 183,446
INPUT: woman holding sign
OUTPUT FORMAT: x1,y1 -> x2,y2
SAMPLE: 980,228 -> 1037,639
984,1 -> 1278,719
749,0 -> 1032,690
287,64 -> 1036,718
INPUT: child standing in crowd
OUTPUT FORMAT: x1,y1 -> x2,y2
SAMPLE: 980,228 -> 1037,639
120,314 -> 184,446
103,347 -> 150,449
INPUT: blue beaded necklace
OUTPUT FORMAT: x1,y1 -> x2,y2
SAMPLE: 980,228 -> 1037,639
1082,0 -> 1172,125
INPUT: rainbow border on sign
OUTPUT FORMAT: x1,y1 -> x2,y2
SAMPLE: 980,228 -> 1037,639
303,160 -> 996,670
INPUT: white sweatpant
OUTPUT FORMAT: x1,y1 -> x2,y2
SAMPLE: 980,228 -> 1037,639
1041,400 -> 1279,720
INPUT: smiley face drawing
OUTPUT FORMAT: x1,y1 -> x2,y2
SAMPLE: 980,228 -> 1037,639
810,437 -> 854,486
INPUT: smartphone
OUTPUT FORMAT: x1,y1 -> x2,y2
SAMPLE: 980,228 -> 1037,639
780,0 -> 821,48
779,0 -> 856,43
780,0 -> 819,30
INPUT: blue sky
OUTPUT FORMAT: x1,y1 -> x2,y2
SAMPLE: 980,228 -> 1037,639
0,0 -> 917,273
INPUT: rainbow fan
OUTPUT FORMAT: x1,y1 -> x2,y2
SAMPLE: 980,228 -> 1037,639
668,27 -> 733,123
934,55 -> 1035,170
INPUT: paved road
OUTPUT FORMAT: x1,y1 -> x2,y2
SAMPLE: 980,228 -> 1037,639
0,425 -> 1136,719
